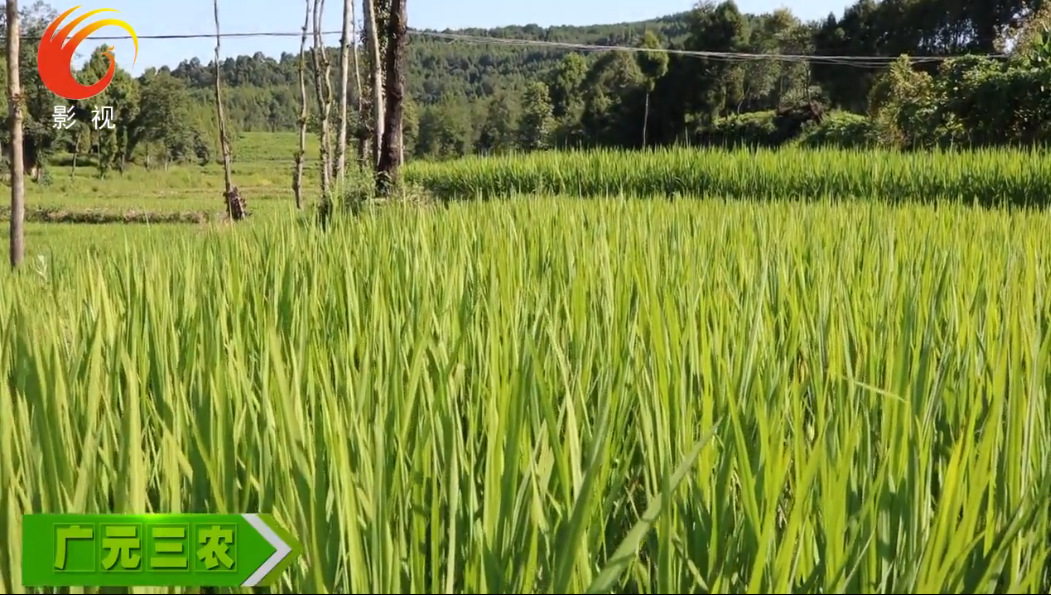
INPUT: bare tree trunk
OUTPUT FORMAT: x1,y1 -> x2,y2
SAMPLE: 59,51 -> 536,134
363,0 -> 384,169
311,0 -> 334,214
213,0 -> 238,219
6,0 -> 24,267
351,1 -> 363,167
293,0 -> 310,210
642,91 -> 649,147
376,0 -> 406,195
335,0 -> 354,183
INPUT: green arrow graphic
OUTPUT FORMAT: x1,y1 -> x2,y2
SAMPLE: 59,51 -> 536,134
240,513 -> 301,586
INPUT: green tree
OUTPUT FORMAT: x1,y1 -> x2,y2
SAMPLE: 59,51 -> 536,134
548,53 -> 589,145
131,71 -> 199,168
517,81 -> 554,150
682,0 -> 749,124
0,1 -> 64,178
580,52 -> 644,146
636,30 -> 668,146
415,95 -> 472,158
78,45 -> 139,175
477,91 -> 519,154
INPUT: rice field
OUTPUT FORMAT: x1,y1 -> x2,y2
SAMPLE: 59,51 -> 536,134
404,147 -> 1051,207
1,192 -> 1050,593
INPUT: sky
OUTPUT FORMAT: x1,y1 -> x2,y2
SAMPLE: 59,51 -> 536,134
54,0 -> 852,76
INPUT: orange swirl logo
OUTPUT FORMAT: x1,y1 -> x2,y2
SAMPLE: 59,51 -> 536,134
37,6 -> 138,100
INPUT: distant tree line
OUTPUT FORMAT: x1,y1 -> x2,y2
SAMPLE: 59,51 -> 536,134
2,0 -> 1051,175
406,0 -> 1051,157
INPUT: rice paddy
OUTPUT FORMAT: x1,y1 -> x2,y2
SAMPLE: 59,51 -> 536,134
1,175 -> 1050,593
404,146 -> 1051,206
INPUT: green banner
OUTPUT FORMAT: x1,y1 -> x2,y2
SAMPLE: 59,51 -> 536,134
21,513 -> 301,587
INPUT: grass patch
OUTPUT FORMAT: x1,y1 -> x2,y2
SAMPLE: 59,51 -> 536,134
0,206 -> 212,224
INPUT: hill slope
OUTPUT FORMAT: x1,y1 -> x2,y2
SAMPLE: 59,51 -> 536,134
160,14 -> 692,130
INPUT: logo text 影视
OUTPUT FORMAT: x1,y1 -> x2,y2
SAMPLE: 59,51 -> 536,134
37,6 -> 139,101
52,105 -> 116,129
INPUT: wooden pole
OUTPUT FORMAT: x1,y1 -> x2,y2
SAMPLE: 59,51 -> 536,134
213,0 -> 237,218
293,0 -> 310,209
6,0 -> 25,267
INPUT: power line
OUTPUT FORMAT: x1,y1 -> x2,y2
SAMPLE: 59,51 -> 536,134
1,27 -> 1009,65
417,30 -> 1008,64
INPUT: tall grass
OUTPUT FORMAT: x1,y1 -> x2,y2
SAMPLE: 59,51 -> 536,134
405,147 -> 1051,206
1,197 -> 1050,593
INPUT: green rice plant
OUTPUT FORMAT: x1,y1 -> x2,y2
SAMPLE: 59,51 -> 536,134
404,147 -> 1051,207
0,196 -> 1049,593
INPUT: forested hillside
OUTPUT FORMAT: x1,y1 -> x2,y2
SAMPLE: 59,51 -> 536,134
1,0 -> 1050,173
160,13 -> 692,132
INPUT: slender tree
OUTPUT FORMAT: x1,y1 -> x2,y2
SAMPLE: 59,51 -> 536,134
351,2 -> 367,169
6,0 -> 24,267
213,0 -> 237,218
376,0 -> 407,194
335,0 -> 359,183
293,0 -> 310,209
311,0 -> 334,214
363,0 -> 384,168
351,6 -> 364,169
636,30 -> 668,147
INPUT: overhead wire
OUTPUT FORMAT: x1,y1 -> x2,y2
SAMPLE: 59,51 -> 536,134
1,27 -> 1010,65
417,30 -> 1007,64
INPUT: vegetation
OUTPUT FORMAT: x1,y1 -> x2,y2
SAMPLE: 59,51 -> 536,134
0,132 -> 310,225
2,197 -> 1051,593
404,146 -> 1051,205
4,0 -> 1051,174
1,0 -> 1051,589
